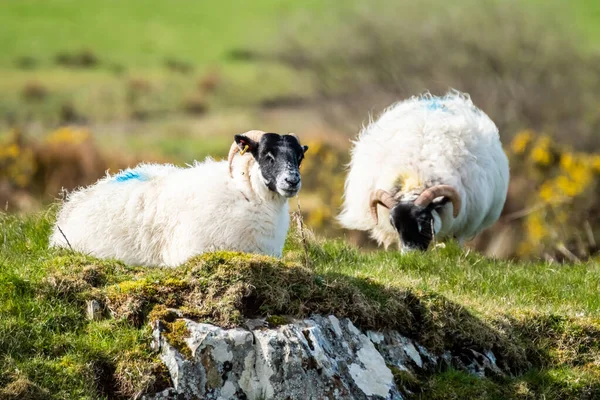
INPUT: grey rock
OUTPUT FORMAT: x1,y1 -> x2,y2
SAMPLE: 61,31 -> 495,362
144,315 -> 504,400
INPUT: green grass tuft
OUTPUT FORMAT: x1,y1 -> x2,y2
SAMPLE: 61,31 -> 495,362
1,212 -> 599,398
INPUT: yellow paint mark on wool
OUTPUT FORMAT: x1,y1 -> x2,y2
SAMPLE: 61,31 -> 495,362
393,173 -> 422,193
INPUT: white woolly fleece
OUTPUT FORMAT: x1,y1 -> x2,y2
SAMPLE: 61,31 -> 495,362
338,91 -> 510,249
50,154 -> 290,267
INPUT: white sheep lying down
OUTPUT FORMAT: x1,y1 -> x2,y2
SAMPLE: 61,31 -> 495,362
338,91 -> 509,251
50,131 -> 309,267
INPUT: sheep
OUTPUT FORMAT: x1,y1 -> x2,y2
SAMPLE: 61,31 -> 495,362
49,130 -> 309,266
338,91 -> 509,251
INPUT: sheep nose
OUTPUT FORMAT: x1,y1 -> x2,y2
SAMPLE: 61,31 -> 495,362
285,175 -> 300,186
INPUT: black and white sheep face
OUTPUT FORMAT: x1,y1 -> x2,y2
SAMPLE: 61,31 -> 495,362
389,199 -> 448,251
234,133 -> 309,198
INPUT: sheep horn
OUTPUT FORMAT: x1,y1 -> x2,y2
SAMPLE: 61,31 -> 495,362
369,189 -> 397,224
228,130 -> 266,178
414,185 -> 462,218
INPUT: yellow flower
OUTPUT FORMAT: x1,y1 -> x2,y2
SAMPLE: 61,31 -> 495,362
539,181 -> 556,203
525,212 -> 546,242
511,130 -> 534,154
530,136 -> 552,166
591,155 -> 600,174
559,152 -> 574,172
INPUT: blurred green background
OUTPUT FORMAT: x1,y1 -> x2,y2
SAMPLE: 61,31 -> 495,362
1,0 -> 600,261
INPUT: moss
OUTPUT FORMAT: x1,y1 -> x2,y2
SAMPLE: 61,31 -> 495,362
163,320 -> 192,359
388,365 -> 421,394
103,275 -> 191,326
147,304 -> 179,324
266,315 -> 288,327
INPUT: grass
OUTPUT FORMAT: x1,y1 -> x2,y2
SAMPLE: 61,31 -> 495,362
1,211 -> 599,399
0,0 -> 326,67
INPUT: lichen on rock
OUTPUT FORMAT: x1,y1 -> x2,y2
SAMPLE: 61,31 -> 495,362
144,314 -> 503,400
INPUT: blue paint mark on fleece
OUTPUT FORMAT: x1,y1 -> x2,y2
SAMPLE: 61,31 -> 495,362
114,170 -> 146,182
423,98 -> 445,111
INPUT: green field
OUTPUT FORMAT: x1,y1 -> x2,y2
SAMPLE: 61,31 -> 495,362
0,0 -> 598,68
0,0 -> 327,67
1,212 -> 599,398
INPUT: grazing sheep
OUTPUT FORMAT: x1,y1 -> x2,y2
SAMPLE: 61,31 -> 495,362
338,91 -> 509,251
50,131 -> 309,266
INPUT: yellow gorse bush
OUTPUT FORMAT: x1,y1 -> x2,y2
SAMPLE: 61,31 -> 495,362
1,126 -> 95,193
45,127 -> 90,145
0,130 -> 37,188
298,139 -> 347,233
510,130 -> 600,260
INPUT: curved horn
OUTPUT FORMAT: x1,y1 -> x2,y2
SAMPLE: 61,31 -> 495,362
414,185 -> 462,218
369,189 -> 397,224
228,130 -> 266,178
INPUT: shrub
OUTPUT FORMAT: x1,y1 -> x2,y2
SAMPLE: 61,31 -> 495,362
55,49 -> 100,68
181,93 -> 208,115
297,137 -> 348,236
21,82 -> 48,102
507,132 -> 600,261
0,127 -> 131,212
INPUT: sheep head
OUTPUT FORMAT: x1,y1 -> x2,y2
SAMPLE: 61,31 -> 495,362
370,185 -> 462,251
229,131 -> 309,198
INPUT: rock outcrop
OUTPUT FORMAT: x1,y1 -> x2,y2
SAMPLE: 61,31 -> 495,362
145,315 -> 503,400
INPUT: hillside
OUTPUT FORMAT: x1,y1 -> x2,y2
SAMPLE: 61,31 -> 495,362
1,211 -> 599,399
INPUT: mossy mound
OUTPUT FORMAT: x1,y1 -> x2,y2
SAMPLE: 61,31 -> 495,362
41,250 -> 600,382
45,251 -> 525,373
2,212 -> 599,399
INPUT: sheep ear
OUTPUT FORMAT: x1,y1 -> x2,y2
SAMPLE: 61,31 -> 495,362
234,134 -> 259,155
302,145 -> 309,154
